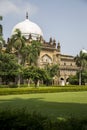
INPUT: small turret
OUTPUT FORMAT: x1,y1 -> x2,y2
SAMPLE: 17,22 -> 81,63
39,36 -> 44,43
53,39 -> 56,47
29,34 -> 32,43
49,37 -> 53,45
57,42 -> 61,52
36,36 -> 40,41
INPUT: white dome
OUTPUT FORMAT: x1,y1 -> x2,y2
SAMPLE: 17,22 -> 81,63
82,49 -> 87,54
12,17 -> 43,39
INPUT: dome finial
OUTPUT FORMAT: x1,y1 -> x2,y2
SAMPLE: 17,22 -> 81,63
26,12 -> 28,19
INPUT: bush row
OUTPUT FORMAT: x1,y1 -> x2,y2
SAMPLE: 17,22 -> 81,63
0,109 -> 87,130
0,85 -> 87,95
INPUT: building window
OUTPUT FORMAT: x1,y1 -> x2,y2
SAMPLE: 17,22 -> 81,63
64,62 -> 66,65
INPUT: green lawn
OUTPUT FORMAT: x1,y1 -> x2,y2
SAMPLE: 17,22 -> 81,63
0,91 -> 87,119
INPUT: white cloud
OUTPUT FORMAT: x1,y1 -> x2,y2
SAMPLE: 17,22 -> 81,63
0,0 -> 19,15
0,0 -> 38,16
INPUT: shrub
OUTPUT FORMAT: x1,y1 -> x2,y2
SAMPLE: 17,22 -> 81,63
0,85 -> 87,95
0,109 -> 87,130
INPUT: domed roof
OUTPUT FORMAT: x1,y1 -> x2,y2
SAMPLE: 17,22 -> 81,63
12,13 -> 43,39
82,49 -> 87,54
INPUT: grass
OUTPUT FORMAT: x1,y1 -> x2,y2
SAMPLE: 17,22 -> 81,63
0,91 -> 87,120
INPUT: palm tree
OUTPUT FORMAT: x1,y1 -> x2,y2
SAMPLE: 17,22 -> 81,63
7,29 -> 26,86
75,51 -> 87,85
0,35 -> 5,52
0,16 -> 4,51
11,29 -> 26,63
20,45 -> 30,66
28,40 -> 41,66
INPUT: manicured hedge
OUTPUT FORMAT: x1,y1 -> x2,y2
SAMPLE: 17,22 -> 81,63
0,85 -> 87,95
0,109 -> 87,130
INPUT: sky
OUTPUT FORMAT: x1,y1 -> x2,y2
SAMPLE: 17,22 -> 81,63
0,0 -> 87,56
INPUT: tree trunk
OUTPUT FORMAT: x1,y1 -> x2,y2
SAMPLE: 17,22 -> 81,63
79,71 -> 81,85
17,53 -> 21,87
28,79 -> 30,87
34,80 -> 38,87
17,74 -> 21,87
37,80 -> 39,87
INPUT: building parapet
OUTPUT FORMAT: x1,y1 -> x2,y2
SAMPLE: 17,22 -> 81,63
59,65 -> 79,71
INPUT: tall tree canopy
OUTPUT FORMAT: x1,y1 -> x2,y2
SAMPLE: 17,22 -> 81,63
6,29 -> 26,86
44,64 -> 59,85
0,35 -> 5,51
0,53 -> 20,84
7,29 -> 26,64
72,51 -> 87,85
75,51 -> 87,70
28,40 -> 41,66
23,66 -> 48,87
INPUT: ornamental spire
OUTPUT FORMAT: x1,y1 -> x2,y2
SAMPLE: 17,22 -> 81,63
26,12 -> 28,19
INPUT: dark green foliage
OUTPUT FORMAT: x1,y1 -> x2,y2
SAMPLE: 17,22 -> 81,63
0,109 -> 87,130
45,64 -> 59,77
81,70 -> 87,84
31,66 -> 48,87
69,70 -> 87,85
68,75 -> 79,85
23,66 -> 33,79
0,109 -> 48,130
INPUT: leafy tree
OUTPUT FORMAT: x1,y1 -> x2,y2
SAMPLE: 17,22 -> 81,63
32,66 -> 48,87
69,70 -> 87,85
45,64 -> 59,85
68,75 -> 79,85
0,53 -> 20,84
23,66 -> 33,86
23,66 -> 48,87
7,30 -> 42,86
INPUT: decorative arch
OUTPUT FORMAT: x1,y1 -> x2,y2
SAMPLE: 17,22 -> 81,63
41,54 -> 52,64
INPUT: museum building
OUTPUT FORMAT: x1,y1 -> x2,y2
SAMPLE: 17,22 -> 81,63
2,13 -> 78,85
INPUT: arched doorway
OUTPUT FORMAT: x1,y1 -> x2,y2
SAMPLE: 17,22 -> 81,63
66,78 -> 69,85
60,78 -> 65,86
